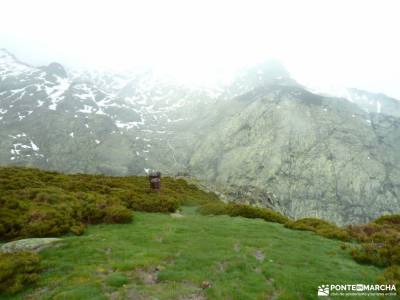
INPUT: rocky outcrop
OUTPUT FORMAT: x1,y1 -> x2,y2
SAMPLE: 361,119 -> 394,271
187,86 -> 400,224
345,88 -> 400,118
0,238 -> 62,253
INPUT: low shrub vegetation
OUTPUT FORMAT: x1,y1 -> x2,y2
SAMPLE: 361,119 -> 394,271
197,202 -> 229,216
377,265 -> 400,296
0,187 -> 133,240
0,252 -> 41,294
346,215 -> 400,288
284,218 -> 351,241
373,214 -> 400,226
347,216 -> 400,268
197,202 -> 289,224
0,167 -> 219,240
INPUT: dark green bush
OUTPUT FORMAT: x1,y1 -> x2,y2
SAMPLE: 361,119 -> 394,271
197,202 -> 227,215
0,166 -> 220,240
103,205 -> 133,223
285,218 -> 350,241
20,207 -> 72,238
197,202 -> 288,224
350,244 -> 388,267
285,218 -> 331,231
373,214 -> 400,226
347,223 -> 382,242
317,226 -> 350,241
127,195 -> 178,213
70,223 -> 86,236
347,216 -> 400,268
349,229 -> 400,267
227,204 -> 289,224
377,266 -> 400,295
0,188 -> 133,240
0,252 -> 41,294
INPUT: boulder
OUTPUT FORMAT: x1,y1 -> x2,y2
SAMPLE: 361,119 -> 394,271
0,238 -> 62,253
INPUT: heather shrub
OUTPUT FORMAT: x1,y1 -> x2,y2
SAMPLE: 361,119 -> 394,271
0,252 -> 41,294
285,218 -> 331,231
1,196 -> 74,240
373,214 -> 400,226
349,230 -> 400,267
226,204 -> 289,224
70,223 -> 86,236
347,224 -> 382,242
74,192 -> 119,224
19,206 -> 73,238
348,215 -> 400,267
350,244 -> 388,266
0,166 -> 219,240
123,192 -> 179,213
103,205 -> 133,223
0,188 -> 133,240
377,266 -> 400,295
197,202 -> 288,224
197,202 -> 227,215
316,226 -> 351,241
285,218 -> 350,241
129,197 -> 178,213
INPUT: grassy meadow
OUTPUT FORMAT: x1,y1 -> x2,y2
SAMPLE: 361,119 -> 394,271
1,209 -> 382,300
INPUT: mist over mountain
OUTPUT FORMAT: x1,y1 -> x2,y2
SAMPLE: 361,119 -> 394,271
1,49 -> 399,224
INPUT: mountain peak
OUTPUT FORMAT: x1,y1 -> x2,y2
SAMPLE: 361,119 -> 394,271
42,62 -> 68,78
255,59 -> 290,79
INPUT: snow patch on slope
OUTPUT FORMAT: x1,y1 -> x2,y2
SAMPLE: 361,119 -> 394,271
46,77 -> 70,110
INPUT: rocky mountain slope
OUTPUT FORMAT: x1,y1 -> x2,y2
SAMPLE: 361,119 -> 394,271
1,49 -> 399,224
187,86 -> 400,224
309,85 -> 400,118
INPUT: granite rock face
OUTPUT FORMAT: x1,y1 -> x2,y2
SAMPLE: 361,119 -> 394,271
1,49 -> 399,224
187,86 -> 400,224
0,238 -> 63,253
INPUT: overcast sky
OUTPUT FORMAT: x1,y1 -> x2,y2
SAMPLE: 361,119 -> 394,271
0,0 -> 399,97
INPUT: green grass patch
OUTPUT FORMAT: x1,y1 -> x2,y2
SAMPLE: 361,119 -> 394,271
105,272 -> 128,287
1,210 -> 383,300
